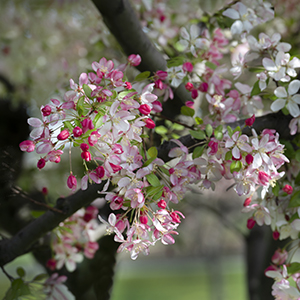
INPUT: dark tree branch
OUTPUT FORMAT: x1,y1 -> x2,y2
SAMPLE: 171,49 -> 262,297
91,0 -> 191,118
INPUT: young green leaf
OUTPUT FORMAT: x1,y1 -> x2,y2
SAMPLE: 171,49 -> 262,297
189,130 -> 206,140
134,71 -> 151,81
181,106 -> 195,117
205,124 -> 213,137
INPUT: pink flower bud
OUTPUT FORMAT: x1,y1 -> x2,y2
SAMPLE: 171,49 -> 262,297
73,126 -> 83,137
247,217 -> 256,229
243,197 -> 252,207
138,104 -> 151,115
80,143 -> 89,152
155,70 -> 168,80
273,230 -> 280,240
170,212 -> 181,223
96,166 -> 105,178
37,158 -> 46,169
19,140 -> 35,152
46,258 -> 57,271
199,82 -> 208,92
191,89 -> 198,99
81,151 -> 92,161
272,249 -> 288,265
41,105 -> 52,116
57,130 -> 69,140
154,79 -> 164,90
245,154 -> 253,164
84,206 -> 98,222
182,62 -> 193,73
81,118 -> 94,134
128,54 -> 141,66
157,199 -> 167,209
245,114 -> 255,127
282,184 -> 293,195
144,118 -> 155,129
185,101 -> 194,108
140,215 -> 148,224
185,82 -> 194,91
42,187 -> 48,195
67,173 -> 77,190
152,100 -> 163,113
169,168 -> 175,175
124,81 -> 132,89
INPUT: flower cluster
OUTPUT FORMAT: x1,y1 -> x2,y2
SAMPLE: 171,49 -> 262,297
47,206 -> 99,272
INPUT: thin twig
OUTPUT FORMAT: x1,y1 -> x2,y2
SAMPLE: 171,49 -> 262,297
1,266 -> 14,282
12,186 -> 64,214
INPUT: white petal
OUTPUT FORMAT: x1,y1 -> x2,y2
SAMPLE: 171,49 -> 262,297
270,99 -> 286,112
28,117 -> 43,127
180,27 -> 189,40
262,58 -> 276,71
190,24 -> 200,39
287,102 -> 300,118
288,80 -> 300,95
231,20 -> 243,35
292,95 -> 300,104
223,8 -> 240,20
274,86 -> 287,98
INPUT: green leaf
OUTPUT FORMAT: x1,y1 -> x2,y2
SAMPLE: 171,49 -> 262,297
172,123 -> 185,131
93,113 -> 103,128
214,125 -> 223,140
189,130 -> 206,140
134,71 -> 150,81
272,183 -> 280,197
192,146 -> 205,159
145,185 -> 164,198
230,160 -> 242,173
16,267 -> 26,278
225,151 -> 232,161
143,156 -> 156,167
250,80 -> 260,96
76,96 -> 89,116
147,147 -> 158,158
205,124 -> 213,137
63,121 -> 73,132
31,210 -> 46,218
205,61 -> 217,70
181,106 -> 195,117
227,126 -> 233,137
195,117 -> 203,125
33,274 -> 48,282
233,126 -> 241,134
118,90 -> 133,100
289,190 -> 300,208
166,56 -> 185,68
287,262 -> 300,275
155,125 -> 168,135
281,140 -> 295,159
152,190 -> 163,201
82,84 -> 92,98
146,173 -> 161,187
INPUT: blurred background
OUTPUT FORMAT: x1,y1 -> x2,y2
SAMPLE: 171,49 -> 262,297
1,0 -> 300,299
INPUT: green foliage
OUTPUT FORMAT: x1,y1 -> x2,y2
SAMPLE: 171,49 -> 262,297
250,81 -> 260,96
189,130 -> 206,140
146,174 -> 161,187
205,124 -> 213,138
181,106 -> 195,117
166,56 -> 185,68
82,84 -> 92,98
192,146 -> 205,159
289,190 -> 300,208
134,71 -> 151,81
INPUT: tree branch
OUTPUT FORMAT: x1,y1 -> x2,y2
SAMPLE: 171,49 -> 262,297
91,0 -> 191,118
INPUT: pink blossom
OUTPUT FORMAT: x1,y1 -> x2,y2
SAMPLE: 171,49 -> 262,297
37,158 -> 46,169
128,54 -> 141,66
67,174 -> 77,191
73,126 -> 83,137
139,104 -> 151,115
144,118 -> 155,129
282,184 -> 293,194
19,140 -> 35,152
57,130 -> 69,141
